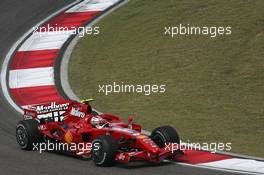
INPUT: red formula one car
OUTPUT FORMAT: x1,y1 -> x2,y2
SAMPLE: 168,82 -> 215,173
16,99 -> 182,166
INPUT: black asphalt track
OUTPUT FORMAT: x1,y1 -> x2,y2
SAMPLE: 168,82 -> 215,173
0,0 -> 240,174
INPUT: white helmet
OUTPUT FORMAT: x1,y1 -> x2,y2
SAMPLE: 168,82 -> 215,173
90,116 -> 106,128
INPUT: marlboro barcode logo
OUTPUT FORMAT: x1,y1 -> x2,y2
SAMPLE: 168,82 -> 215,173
36,102 -> 70,114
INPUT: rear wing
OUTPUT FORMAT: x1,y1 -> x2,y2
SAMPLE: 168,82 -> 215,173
23,100 -> 72,122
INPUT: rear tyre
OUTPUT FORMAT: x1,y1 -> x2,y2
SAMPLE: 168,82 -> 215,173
91,135 -> 118,166
16,119 -> 42,150
150,125 -> 180,148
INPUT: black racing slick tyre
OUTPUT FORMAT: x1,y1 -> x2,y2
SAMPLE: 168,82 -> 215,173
91,135 -> 118,166
16,119 -> 42,150
150,125 -> 180,148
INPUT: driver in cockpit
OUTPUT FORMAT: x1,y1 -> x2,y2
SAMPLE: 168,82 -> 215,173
80,99 -> 108,128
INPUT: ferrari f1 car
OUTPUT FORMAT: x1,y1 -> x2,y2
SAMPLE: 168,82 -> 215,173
16,99 -> 182,166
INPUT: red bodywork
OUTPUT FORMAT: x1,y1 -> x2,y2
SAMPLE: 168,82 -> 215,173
23,100 -> 180,163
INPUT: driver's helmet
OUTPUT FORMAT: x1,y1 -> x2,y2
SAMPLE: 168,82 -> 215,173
80,98 -> 94,104
90,116 -> 107,128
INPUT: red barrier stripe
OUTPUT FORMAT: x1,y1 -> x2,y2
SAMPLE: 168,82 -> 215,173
173,150 -> 231,164
10,50 -> 59,70
10,86 -> 64,106
38,11 -> 101,31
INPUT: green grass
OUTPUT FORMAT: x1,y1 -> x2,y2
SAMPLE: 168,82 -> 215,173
69,0 -> 264,157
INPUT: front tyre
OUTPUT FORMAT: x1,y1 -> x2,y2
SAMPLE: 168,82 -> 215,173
16,119 -> 42,150
91,135 -> 118,166
150,125 -> 180,148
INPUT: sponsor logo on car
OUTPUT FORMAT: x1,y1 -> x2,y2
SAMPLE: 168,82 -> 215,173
36,102 -> 70,114
70,107 -> 85,118
64,131 -> 73,144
